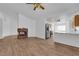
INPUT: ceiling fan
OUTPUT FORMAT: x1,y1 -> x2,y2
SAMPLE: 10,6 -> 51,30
27,3 -> 45,10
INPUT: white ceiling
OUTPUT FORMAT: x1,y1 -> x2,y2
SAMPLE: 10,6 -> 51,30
0,3 -> 79,21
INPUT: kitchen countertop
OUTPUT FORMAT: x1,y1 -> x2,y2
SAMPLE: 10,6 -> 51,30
54,31 -> 79,34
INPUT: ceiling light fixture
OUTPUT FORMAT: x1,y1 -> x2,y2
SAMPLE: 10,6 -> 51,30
27,3 -> 45,10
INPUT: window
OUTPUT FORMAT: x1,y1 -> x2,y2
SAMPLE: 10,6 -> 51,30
76,27 -> 79,31
55,22 -> 66,33
55,25 -> 66,32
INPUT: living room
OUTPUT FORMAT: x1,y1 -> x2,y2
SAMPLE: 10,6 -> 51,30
0,3 -> 79,56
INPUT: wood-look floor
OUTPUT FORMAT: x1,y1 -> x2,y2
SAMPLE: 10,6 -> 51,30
0,36 -> 79,56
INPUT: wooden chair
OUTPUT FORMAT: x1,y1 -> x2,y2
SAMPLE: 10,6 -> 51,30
17,28 -> 28,39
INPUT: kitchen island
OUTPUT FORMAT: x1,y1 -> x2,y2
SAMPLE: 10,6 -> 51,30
54,32 -> 79,47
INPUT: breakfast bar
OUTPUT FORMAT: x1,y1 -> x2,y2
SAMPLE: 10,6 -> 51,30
54,32 -> 79,47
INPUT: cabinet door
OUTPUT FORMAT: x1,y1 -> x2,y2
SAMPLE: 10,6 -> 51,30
75,15 -> 79,26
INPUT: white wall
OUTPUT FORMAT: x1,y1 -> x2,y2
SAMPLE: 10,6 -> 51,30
18,14 -> 36,37
36,19 -> 46,39
0,10 -> 36,38
0,11 -> 37,38
0,10 -> 18,38
19,14 -> 46,39
2,11 -> 18,37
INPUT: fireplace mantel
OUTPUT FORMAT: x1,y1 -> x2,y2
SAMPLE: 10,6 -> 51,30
17,28 -> 28,39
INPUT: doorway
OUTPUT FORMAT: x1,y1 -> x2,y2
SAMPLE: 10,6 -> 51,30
45,23 -> 53,39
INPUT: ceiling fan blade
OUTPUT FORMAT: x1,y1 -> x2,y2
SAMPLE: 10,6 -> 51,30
26,3 -> 33,4
40,5 -> 45,10
33,4 -> 39,10
33,7 -> 37,10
